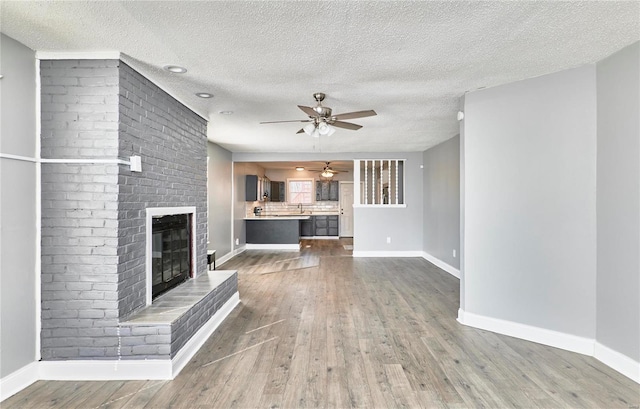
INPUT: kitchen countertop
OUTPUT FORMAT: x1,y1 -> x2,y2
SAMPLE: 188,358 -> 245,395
244,215 -> 311,220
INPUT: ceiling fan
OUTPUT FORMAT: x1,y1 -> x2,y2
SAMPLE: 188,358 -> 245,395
260,93 -> 377,137
308,162 -> 349,178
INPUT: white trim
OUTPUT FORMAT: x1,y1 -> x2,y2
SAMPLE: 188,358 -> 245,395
171,292 -> 240,376
40,158 -> 131,165
216,246 -> 246,267
300,236 -> 340,240
145,207 -> 197,305
422,252 -> 460,279
0,362 -> 39,402
594,342 -> 640,384
36,292 -> 240,382
0,153 -> 38,162
35,57 -> 42,362
0,154 -> 141,172
39,359 -> 171,381
352,251 -> 423,258
245,243 -> 301,250
457,309 -> 640,384
36,51 -> 121,60
234,245 -> 247,257
456,309 -> 594,356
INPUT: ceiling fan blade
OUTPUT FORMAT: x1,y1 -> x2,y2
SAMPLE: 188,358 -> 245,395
331,121 -> 363,130
298,105 -> 318,117
260,119 -> 312,124
296,128 -> 305,134
332,110 -> 377,120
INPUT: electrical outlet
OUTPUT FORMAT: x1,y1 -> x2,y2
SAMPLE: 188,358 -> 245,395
386,237 -> 391,244
453,249 -> 457,258
235,238 -> 239,246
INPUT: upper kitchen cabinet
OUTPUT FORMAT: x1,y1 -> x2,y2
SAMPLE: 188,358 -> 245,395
270,181 -> 285,202
246,175 -> 270,201
246,175 -> 258,201
315,180 -> 339,201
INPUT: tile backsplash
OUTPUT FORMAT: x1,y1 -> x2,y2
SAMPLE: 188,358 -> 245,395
246,201 -> 339,217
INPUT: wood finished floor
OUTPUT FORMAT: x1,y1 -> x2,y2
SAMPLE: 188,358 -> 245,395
5,238 -> 639,408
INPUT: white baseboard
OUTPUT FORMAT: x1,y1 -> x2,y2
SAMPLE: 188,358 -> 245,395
300,236 -> 340,240
4,292 -> 241,399
0,361 -> 39,402
245,243 -> 300,250
39,359 -> 172,381
594,342 -> 640,384
352,251 -> 423,258
171,292 -> 240,377
457,308 -> 594,355
457,308 -> 640,384
422,252 -> 460,279
217,248 -> 244,267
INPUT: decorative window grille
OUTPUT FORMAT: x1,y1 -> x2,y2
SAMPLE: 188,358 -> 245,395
358,159 -> 404,205
287,178 -> 314,204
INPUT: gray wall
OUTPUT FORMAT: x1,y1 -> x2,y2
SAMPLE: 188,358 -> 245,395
353,152 -> 424,252
423,135 -> 460,268
207,142 -> 233,258
596,42 -> 640,361
462,64 -> 598,337
0,34 -> 38,377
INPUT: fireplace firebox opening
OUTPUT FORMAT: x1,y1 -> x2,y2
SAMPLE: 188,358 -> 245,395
151,214 -> 192,299
146,207 -> 197,305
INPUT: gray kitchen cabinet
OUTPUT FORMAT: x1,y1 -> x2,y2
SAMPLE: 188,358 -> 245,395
246,219 -> 300,244
313,215 -> 339,236
245,175 -> 258,201
246,175 -> 270,201
328,181 -> 339,201
328,215 -> 339,236
314,215 -> 328,236
300,218 -> 314,237
270,181 -> 285,202
315,180 -> 339,201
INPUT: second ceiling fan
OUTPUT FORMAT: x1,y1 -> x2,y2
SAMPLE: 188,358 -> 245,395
260,93 -> 377,137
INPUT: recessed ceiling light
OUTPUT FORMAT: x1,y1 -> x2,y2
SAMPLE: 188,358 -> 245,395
196,92 -> 214,98
219,111 -> 234,115
295,167 -> 305,171
163,65 -> 187,74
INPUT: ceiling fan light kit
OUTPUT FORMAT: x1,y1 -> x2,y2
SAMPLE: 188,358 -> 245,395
261,92 -> 376,137
309,162 -> 348,179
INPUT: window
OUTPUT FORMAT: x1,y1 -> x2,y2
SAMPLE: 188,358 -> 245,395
357,159 -> 404,205
287,178 -> 314,204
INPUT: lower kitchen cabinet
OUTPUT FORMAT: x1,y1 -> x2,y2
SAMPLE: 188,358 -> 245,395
313,215 -> 339,236
300,219 -> 314,237
328,215 -> 338,236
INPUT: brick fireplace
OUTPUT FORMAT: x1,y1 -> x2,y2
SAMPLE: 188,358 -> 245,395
39,59 -> 237,370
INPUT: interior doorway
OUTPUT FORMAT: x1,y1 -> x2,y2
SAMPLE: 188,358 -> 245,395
339,181 -> 354,237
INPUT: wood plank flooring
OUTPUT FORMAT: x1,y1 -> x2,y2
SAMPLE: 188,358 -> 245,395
4,238 -> 639,408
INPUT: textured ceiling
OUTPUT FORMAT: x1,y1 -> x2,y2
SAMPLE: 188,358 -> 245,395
2,1 -> 638,153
